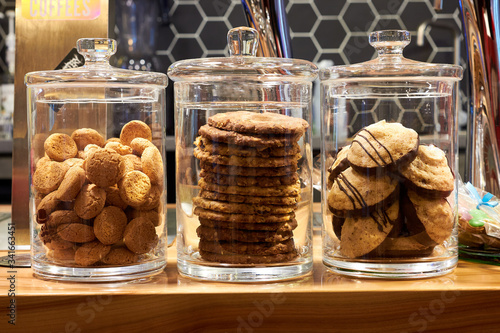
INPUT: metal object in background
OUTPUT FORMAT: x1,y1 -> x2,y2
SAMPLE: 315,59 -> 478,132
241,0 -> 292,58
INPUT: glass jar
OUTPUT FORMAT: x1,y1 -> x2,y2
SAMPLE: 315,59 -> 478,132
26,38 -> 168,281
320,30 -> 463,278
168,27 -> 317,282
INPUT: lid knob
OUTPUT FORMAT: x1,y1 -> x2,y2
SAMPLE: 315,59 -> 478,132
369,30 -> 410,56
77,38 -> 117,64
228,27 -> 259,57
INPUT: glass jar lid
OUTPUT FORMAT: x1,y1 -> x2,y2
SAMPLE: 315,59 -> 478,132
320,30 -> 463,82
168,27 -> 318,83
25,38 -> 168,87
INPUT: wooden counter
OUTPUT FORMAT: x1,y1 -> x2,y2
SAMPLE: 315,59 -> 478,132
1,231 -> 499,333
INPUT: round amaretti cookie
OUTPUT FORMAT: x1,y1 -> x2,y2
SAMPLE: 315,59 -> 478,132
208,111 -> 309,135
101,247 -> 138,265
199,189 -> 300,206
195,136 -> 301,158
45,210 -> 82,229
56,165 -> 86,201
194,147 -> 301,168
118,170 -> 152,207
133,185 -> 161,211
348,120 -> 419,171
57,223 -> 96,243
196,225 -> 294,243
104,185 -> 128,210
37,191 -> 62,216
200,161 -> 298,177
120,120 -> 152,146
123,217 -> 158,254
406,189 -> 453,245
61,157 -> 84,169
328,167 -> 398,216
199,249 -> 298,264
71,128 -> 105,150
198,218 -> 298,231
130,137 -> 156,156
50,247 -> 76,261
105,141 -> 133,155
127,209 -> 161,227
74,241 -> 111,266
199,169 -> 299,187
369,232 -> 434,258
85,148 -> 123,187
198,124 -> 302,148
105,137 -> 121,145
74,184 -> 106,219
192,196 -> 296,215
327,146 -> 350,189
39,225 -> 74,250
340,200 -> 399,258
193,206 -> 295,223
199,239 -> 295,255
198,178 -> 301,197
94,206 -> 128,245
33,160 -> 68,194
399,144 -> 454,197
141,146 -> 164,185
122,154 -> 143,173
44,133 -> 78,162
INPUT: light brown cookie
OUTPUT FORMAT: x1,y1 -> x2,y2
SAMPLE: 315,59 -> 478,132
104,137 -> 121,145
56,165 -> 86,201
36,191 -> 62,216
50,247 -> 76,261
94,206 -> 128,245
127,209 -> 161,227
195,136 -> 301,157
133,185 -> 161,211
141,146 -> 164,185
123,154 -> 142,172
199,189 -> 300,206
120,120 -> 152,146
192,196 -> 296,215
101,247 -> 138,265
61,158 -> 85,170
57,223 -> 96,243
327,146 -> 350,189
35,156 -> 51,170
130,137 -> 156,156
194,206 -> 295,223
198,218 -> 298,231
199,250 -> 298,264
200,161 -> 298,177
199,169 -> 299,187
196,225 -> 294,243
194,147 -> 300,168
39,225 -> 74,250
105,141 -> 133,155
74,241 -> 111,266
370,233 -> 434,258
74,184 -> 106,219
85,148 -> 123,187
198,178 -> 301,197
44,133 -> 78,162
71,128 -> 105,150
199,239 -> 295,255
118,170 -> 151,207
104,185 -> 128,210
123,217 -> 158,254
45,210 -> 82,229
33,160 -> 68,194
207,111 -> 309,135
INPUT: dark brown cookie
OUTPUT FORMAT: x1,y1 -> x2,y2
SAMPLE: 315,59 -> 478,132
194,147 -> 301,168
196,225 -> 293,243
199,169 -> 299,187
200,160 -> 298,177
195,136 -> 301,157
198,218 -> 298,231
194,206 -> 295,223
207,111 -> 308,135
199,189 -> 300,206
199,239 -> 295,255
199,250 -> 298,264
192,196 -> 296,215
198,178 -> 301,197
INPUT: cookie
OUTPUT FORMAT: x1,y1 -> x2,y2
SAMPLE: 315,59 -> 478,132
133,185 -> 161,211
192,196 -> 296,215
74,184 -> 106,219
94,206 -> 128,245
128,209 -> 161,227
74,241 -> 111,266
370,233 -> 434,258
105,141 -> 133,155
57,223 -> 96,243
200,161 -> 298,177
122,154 -> 142,172
45,210 -> 82,229
61,158 -> 85,169
104,185 -> 128,210
199,189 -> 300,206
39,225 -> 74,250
332,215 -> 344,240
199,250 -> 298,264
199,178 -> 301,197
194,206 -> 295,223
130,137 -> 156,156
196,225 -> 293,243
194,147 -> 300,168
104,137 -> 121,145
120,120 -> 152,146
199,169 -> 299,187
199,239 -> 295,255
198,218 -> 298,231
101,247 -> 138,265
327,146 -> 350,189
50,247 -> 76,261
399,144 -> 454,197
44,133 -> 78,162
118,170 -> 151,207
340,200 -> 399,258
198,124 -> 302,148
348,120 -> 419,172
71,128 -> 105,150
85,148 -> 123,187
56,165 -> 86,201
37,191 -> 62,216
33,161 -> 68,195
195,136 -> 301,157
141,146 -> 164,185
207,111 -> 309,135
327,167 -> 398,216
123,217 -> 158,254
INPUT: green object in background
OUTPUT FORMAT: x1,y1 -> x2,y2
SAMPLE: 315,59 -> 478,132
468,209 -> 489,227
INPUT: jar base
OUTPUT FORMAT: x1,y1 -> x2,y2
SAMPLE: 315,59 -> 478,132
323,256 -> 458,279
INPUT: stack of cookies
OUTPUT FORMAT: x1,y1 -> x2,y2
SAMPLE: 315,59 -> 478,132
192,111 -> 308,264
327,120 -> 454,259
34,120 -> 164,267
